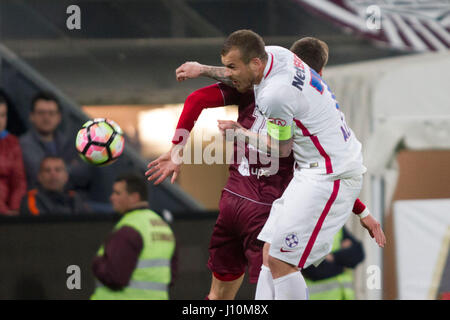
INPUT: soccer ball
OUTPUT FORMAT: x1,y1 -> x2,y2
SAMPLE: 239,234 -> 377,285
75,118 -> 125,166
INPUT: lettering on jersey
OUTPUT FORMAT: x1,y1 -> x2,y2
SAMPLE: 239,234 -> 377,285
292,55 -> 306,91
251,167 -> 259,176
293,54 -> 305,69
292,68 -> 306,91
238,155 -> 250,176
292,59 -> 306,92
340,114 -> 351,142
268,118 -> 287,127
250,167 -> 272,179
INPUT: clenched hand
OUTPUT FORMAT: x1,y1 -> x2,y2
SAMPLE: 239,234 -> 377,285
175,62 -> 204,82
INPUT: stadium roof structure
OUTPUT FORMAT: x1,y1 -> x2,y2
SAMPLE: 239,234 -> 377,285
2,34 -> 407,106
0,0 -> 408,106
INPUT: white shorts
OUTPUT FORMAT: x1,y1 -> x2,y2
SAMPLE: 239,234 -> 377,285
257,171 -> 362,269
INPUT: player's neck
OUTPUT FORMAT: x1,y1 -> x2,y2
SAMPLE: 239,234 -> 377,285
127,201 -> 149,212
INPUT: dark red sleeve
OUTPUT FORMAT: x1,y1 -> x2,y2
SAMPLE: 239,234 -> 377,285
217,83 -> 242,106
8,136 -> 27,211
92,226 -> 143,290
171,84 -> 242,145
352,198 -> 366,215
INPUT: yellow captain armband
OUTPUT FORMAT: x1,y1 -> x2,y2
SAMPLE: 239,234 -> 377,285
267,120 -> 292,141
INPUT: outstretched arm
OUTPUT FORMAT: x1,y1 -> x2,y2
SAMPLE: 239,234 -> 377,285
146,84 -> 241,185
176,61 -> 235,87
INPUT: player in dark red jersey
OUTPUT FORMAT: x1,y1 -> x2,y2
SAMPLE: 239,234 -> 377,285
146,37 -> 371,300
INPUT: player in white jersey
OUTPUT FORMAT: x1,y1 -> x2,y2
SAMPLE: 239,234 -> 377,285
176,30 -> 385,300
254,45 -> 365,179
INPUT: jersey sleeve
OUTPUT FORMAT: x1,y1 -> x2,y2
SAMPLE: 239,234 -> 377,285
217,83 -> 241,106
352,198 -> 367,215
262,85 -> 296,141
92,226 -> 143,289
172,84 -> 226,145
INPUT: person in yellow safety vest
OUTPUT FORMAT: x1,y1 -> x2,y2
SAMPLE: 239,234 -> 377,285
303,226 -> 365,300
91,172 -> 176,300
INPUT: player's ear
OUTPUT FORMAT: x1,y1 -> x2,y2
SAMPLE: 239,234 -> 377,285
250,57 -> 262,71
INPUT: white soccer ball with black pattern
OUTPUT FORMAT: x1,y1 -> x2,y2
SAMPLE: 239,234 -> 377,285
75,118 -> 125,166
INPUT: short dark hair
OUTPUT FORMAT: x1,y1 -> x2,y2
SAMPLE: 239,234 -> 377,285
31,91 -> 61,113
0,94 -> 7,108
0,89 -> 10,108
222,29 -> 268,64
115,172 -> 148,201
290,37 -> 329,73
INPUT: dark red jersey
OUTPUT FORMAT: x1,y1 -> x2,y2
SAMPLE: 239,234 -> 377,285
219,84 -> 294,204
173,83 -> 294,204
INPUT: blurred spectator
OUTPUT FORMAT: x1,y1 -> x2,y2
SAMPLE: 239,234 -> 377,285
0,94 -> 27,216
91,173 -> 176,300
19,91 -> 76,190
302,226 -> 365,300
17,91 -> 109,210
20,156 -> 89,216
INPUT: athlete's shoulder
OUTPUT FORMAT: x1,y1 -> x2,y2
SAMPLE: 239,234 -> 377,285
259,70 -> 297,105
257,83 -> 298,118
265,78 -> 295,95
260,78 -> 295,98
266,46 -> 294,64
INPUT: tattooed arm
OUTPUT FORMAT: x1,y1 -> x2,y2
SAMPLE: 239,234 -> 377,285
175,61 -> 235,87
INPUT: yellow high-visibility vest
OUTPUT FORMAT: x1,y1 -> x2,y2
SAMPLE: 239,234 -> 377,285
91,209 -> 175,300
